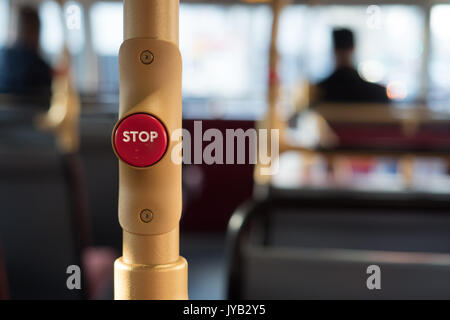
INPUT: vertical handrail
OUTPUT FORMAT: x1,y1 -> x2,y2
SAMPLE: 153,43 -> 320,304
113,0 -> 187,300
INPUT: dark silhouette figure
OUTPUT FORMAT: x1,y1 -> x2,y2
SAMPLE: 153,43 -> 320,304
0,6 -> 52,96
317,28 -> 389,103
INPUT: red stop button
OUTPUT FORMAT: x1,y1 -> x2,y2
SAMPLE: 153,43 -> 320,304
113,113 -> 168,167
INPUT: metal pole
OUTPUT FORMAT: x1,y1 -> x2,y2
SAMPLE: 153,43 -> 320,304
113,0 -> 187,300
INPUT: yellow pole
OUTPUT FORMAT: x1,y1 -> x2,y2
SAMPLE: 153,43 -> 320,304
254,0 -> 292,185
35,0 -> 80,154
113,0 -> 187,300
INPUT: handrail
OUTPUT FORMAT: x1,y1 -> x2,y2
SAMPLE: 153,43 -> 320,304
113,0 -> 187,300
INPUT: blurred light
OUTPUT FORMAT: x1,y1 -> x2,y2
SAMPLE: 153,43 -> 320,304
409,42 -> 423,60
180,5 -> 255,97
90,2 -> 123,55
39,1 -> 64,55
384,10 -> 409,37
358,60 -> 385,83
430,5 -> 450,110
387,81 -> 407,100
431,5 -> 450,40
278,6 -> 307,54
0,0 -> 8,46
228,212 -> 244,231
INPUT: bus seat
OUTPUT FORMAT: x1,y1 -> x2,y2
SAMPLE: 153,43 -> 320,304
0,115 -> 116,299
79,114 -> 121,251
62,149 -> 117,300
241,245 -> 450,299
0,126 -> 83,299
227,189 -> 450,299
310,104 -> 450,152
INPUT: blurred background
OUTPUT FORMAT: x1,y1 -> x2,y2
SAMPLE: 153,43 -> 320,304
0,0 -> 450,300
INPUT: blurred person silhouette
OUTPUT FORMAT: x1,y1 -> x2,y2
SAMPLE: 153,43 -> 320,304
316,28 -> 389,103
0,6 -> 52,98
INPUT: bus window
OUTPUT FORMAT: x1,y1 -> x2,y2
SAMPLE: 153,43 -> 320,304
90,1 -> 122,56
180,4 -> 272,119
0,0 -> 8,47
39,1 -> 64,57
38,0 -> 85,91
64,1 -> 85,55
29,2 -> 441,115
180,5 -> 270,101
89,1 -> 122,94
86,3 -> 271,118
430,4 -> 450,112
40,1 -> 85,57
278,5 -> 424,104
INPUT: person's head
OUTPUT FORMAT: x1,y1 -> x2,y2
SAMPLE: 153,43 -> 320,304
16,6 -> 41,50
332,28 -> 355,68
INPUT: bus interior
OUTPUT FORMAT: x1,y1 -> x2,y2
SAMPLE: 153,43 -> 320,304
0,0 -> 450,300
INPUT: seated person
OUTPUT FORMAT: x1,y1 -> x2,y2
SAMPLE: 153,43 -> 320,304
0,6 -> 52,97
316,28 -> 389,104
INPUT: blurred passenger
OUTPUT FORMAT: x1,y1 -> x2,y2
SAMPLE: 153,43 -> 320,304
0,6 -> 52,97
316,28 -> 389,103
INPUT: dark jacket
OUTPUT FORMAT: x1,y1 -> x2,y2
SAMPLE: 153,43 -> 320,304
317,67 -> 389,103
0,45 -> 52,95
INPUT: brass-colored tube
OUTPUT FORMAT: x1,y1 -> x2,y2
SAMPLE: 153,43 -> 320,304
114,0 -> 187,300
124,0 -> 179,44
123,228 -> 180,266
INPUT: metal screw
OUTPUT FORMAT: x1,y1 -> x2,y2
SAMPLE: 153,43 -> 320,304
140,209 -> 153,223
140,50 -> 154,65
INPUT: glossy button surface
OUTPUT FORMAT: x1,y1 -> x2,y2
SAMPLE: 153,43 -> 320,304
114,113 -> 168,167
